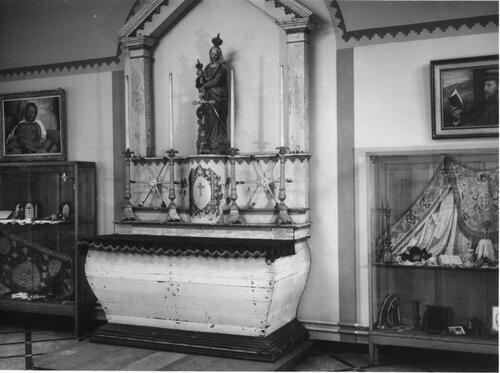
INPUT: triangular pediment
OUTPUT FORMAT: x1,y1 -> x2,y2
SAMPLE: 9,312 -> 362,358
119,0 -> 313,40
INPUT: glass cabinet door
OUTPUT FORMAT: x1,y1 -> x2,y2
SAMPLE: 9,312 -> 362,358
0,161 -> 96,335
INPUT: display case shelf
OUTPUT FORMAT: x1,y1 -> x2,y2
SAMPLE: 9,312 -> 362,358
370,329 -> 498,355
0,161 -> 96,337
375,263 -> 498,272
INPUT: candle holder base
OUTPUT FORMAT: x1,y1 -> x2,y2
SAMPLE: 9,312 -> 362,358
165,148 -> 182,223
121,202 -> 138,222
227,203 -> 244,224
167,202 -> 181,222
275,146 -> 293,225
276,202 -> 293,225
121,148 -> 138,221
227,147 -> 244,224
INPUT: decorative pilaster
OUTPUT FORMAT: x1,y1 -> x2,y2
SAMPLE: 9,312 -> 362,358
280,18 -> 314,153
121,36 -> 157,157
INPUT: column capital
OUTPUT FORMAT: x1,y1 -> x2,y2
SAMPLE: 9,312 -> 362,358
279,17 -> 315,37
120,36 -> 157,59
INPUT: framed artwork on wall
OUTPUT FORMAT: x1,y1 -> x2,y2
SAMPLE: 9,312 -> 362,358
0,88 -> 66,161
491,305 -> 498,334
431,55 -> 498,139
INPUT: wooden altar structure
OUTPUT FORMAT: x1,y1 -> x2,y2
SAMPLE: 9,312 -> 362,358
83,0 -> 316,362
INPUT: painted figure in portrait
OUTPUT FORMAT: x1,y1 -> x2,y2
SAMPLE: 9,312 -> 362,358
195,34 -> 230,154
5,100 -> 60,154
442,67 -> 498,128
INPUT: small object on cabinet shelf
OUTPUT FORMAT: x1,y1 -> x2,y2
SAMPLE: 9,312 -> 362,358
475,238 -> 496,267
11,203 -> 24,219
400,246 -> 431,263
0,210 -> 12,219
438,254 -> 463,266
374,294 -> 401,329
59,202 -> 72,220
24,202 -> 38,220
467,316 -> 484,337
411,300 -> 423,331
447,326 -> 466,335
423,305 -> 452,334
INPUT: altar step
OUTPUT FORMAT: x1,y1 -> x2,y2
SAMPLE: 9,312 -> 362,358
33,339 -> 313,371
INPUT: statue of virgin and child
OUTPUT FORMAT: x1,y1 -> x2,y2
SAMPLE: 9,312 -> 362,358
194,34 -> 230,154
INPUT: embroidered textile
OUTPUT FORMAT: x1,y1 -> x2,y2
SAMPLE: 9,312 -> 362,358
0,230 -> 73,298
445,157 -> 499,241
383,157 -> 498,258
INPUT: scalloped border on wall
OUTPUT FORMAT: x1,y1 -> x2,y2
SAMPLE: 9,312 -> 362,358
330,0 -> 498,48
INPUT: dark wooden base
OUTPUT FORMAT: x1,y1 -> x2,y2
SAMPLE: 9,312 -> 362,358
91,319 -> 309,362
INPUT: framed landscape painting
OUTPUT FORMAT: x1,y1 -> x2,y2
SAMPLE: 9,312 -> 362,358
431,55 -> 498,139
0,88 -> 66,161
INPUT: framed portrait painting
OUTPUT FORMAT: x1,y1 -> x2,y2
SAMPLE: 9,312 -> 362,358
431,55 -> 498,139
0,88 -> 66,161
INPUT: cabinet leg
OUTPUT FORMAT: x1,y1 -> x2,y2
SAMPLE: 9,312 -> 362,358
24,319 -> 33,370
369,342 -> 379,364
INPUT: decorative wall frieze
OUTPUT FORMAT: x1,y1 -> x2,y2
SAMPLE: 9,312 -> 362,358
330,0 -> 498,48
0,56 -> 122,82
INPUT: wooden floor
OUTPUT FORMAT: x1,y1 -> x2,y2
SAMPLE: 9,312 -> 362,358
1,317 -> 498,371
33,339 -> 312,371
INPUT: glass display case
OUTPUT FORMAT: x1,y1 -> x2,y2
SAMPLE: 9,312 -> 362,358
0,161 -> 96,336
368,149 -> 498,362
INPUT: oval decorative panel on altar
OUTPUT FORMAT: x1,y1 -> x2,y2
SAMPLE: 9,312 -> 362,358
188,158 -> 226,224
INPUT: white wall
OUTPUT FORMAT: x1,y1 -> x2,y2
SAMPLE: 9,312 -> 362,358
0,72 -> 118,235
298,0 -> 339,326
353,32 -> 499,325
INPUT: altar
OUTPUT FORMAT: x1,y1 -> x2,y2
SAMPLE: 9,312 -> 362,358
83,0 -> 316,362
83,223 -> 310,361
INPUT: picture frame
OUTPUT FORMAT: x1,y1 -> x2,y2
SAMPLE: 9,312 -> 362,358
0,88 -> 66,161
491,305 -> 498,334
431,55 -> 498,139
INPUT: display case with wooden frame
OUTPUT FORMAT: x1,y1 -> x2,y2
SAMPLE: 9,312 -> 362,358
368,149 -> 498,362
0,161 -> 96,337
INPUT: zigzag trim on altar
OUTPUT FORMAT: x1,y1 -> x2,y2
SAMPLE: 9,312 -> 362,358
0,55 -> 122,80
79,234 -> 296,262
331,0 -> 498,43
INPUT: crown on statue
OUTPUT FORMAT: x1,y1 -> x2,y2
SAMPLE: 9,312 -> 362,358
195,59 -> 203,70
211,33 -> 223,47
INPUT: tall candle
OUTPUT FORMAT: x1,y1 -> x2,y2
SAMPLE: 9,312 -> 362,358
279,65 -> 284,147
124,75 -> 130,149
230,69 -> 235,148
169,73 -> 174,150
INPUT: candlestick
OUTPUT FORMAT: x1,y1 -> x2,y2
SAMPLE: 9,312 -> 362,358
169,73 -> 174,150
279,65 -> 284,147
125,75 -> 130,149
230,69 -> 235,148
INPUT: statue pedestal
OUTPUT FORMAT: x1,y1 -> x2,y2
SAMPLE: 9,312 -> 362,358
82,224 -> 310,361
